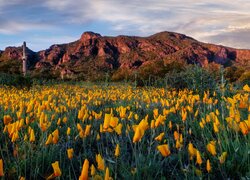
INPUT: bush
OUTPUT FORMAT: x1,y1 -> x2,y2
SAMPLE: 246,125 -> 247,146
238,71 -> 250,85
111,68 -> 131,82
165,65 -> 217,92
224,66 -> 245,82
0,73 -> 33,88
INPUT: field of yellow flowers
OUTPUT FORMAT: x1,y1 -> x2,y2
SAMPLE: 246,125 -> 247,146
0,83 -> 249,179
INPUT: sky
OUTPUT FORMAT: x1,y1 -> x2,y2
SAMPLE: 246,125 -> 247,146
1,0 -> 250,51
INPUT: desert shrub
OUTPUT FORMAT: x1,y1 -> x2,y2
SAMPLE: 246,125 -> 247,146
165,65 -> 217,92
224,66 -> 245,82
138,60 -> 185,81
0,59 -> 22,74
31,68 -> 60,80
0,73 -> 32,88
111,68 -> 131,82
238,71 -> 250,85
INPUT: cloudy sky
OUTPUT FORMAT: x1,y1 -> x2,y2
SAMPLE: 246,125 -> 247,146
1,0 -> 250,51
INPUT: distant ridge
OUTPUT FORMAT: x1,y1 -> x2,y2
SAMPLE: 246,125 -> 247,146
0,31 -> 249,80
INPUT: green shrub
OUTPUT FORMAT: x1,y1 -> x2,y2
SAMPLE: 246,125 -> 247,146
165,65 -> 217,92
0,73 -> 32,88
238,71 -> 250,85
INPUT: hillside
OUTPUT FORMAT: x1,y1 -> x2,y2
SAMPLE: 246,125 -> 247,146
0,31 -> 250,81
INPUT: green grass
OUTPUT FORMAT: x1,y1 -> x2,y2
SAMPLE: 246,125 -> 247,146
0,82 -> 249,179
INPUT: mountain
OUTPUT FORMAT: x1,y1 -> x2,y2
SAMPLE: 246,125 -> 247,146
0,31 -> 250,81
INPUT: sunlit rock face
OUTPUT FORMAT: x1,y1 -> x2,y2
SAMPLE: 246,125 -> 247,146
1,31 -> 250,74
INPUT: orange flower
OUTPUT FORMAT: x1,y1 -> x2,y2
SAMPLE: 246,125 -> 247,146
243,84 -> 250,92
206,159 -> 211,173
45,134 -> 53,145
103,113 -> 111,129
52,129 -> 59,144
168,121 -> 172,130
67,148 -> 74,160
104,167 -> 110,180
173,131 -> 179,140
150,120 -> 155,129
213,122 -> 219,133
19,176 -> 25,180
0,159 -> 4,177
79,159 -> 89,180
157,144 -> 171,157
207,141 -> 216,156
181,108 -> 187,121
110,117 -> 119,128
96,154 -> 105,170
239,122 -> 248,135
90,164 -> 96,176
84,125 -> 91,136
153,108 -> 159,119
219,152 -> 227,164
188,143 -> 197,159
155,132 -> 165,141
196,150 -> 202,165
51,161 -> 61,177
114,123 -> 122,135
119,106 -> 127,118
67,127 -> 71,136
133,127 -> 143,143
29,129 -> 35,142
115,144 -> 120,157
3,115 -> 12,125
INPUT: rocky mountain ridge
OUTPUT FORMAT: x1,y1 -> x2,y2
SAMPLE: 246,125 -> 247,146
0,31 -> 249,80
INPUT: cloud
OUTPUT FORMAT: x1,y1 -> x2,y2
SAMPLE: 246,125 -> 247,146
205,29 -> 250,49
26,35 -> 79,51
43,0 -> 250,35
0,20 -> 53,35
1,0 -> 250,49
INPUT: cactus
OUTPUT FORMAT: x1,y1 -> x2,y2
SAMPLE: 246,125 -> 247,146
22,41 -> 27,76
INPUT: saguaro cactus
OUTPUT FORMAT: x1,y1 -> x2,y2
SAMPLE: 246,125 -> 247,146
22,41 -> 27,76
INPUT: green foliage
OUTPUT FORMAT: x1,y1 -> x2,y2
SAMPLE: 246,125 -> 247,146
111,68 -> 130,82
165,65 -> 217,92
0,59 -> 22,74
0,73 -> 32,88
31,68 -> 60,80
0,84 -> 249,179
225,66 -> 245,83
238,71 -> 250,85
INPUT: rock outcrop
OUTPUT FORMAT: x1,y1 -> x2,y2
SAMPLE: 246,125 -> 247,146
0,46 -> 38,66
0,31 -> 249,78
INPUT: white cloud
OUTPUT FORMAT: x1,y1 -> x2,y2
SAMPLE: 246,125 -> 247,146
1,0 -> 250,49
26,35 -> 78,51
0,21 -> 54,35
43,0 -> 250,36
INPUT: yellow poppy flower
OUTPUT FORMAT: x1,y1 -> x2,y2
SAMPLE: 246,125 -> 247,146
52,161 -> 62,177
45,134 -> 53,145
206,159 -> 211,173
196,150 -> 202,165
29,129 -> 35,142
79,159 -> 89,180
104,167 -> 110,180
157,144 -> 171,157
207,141 -> 216,156
115,144 -> 120,157
219,152 -> 227,164
91,164 -> 96,176
96,154 -> 105,171
67,148 -> 74,160
0,159 -> 4,177
155,132 -> 165,141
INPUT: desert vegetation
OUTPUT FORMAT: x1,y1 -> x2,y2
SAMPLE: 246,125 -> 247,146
0,67 -> 249,179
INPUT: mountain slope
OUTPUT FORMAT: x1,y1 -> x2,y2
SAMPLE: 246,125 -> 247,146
0,31 -> 249,80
